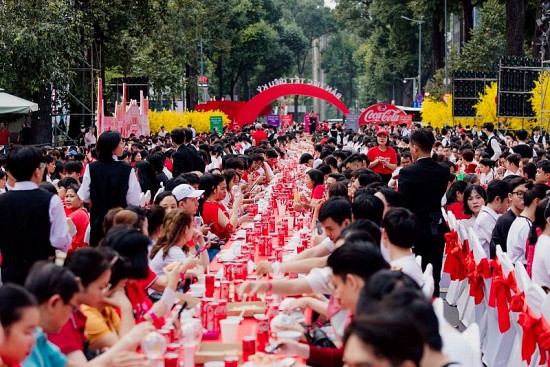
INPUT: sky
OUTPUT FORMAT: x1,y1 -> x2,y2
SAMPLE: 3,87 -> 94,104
324,0 -> 337,9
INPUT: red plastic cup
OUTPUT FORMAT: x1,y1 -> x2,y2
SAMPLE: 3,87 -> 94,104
220,280 -> 230,300
225,356 -> 239,367
205,274 -> 215,298
242,336 -> 256,362
164,352 -> 179,367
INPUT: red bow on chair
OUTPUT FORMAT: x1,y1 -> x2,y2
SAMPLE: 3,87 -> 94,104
467,257 -> 492,305
509,291 -> 525,313
488,260 -> 518,333
443,231 -> 463,280
518,309 -> 542,364
537,320 -> 550,366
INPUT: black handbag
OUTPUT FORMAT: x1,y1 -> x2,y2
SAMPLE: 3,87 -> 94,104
304,325 -> 336,349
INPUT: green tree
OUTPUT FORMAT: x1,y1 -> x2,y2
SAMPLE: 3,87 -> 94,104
321,31 -> 361,107
0,0 -> 85,99
455,0 -> 506,70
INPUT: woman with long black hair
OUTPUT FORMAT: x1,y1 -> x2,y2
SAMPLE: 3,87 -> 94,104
78,131 -> 141,246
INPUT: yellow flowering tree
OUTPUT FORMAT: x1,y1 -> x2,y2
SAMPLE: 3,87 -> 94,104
420,95 -> 475,129
530,72 -> 550,131
421,82 -> 536,130
475,82 -> 535,130
149,110 -> 230,134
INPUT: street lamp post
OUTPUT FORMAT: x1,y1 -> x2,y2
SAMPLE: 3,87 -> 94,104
403,77 -> 417,106
401,16 -> 425,96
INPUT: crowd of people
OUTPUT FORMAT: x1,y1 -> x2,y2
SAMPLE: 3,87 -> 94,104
0,118 -> 548,366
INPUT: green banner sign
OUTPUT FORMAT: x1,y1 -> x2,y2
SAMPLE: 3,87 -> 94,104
209,116 -> 223,132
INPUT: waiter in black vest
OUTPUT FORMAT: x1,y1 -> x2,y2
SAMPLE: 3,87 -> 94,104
399,128 -> 450,296
78,131 -> 141,246
510,129 -> 537,159
0,146 -> 72,284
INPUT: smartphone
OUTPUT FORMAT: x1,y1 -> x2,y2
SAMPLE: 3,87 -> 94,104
315,220 -> 323,235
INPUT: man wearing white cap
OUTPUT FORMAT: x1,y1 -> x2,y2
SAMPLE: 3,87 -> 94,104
172,184 -> 204,216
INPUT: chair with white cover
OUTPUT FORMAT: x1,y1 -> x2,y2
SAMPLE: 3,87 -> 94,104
483,247 -> 516,367
144,190 -> 151,206
456,222 -> 472,325
506,262 -> 533,367
433,298 -> 483,367
445,212 -> 466,306
539,294 -> 550,367
462,323 -> 482,366
466,228 -> 492,349
153,182 -> 165,202
525,283 -> 546,367
416,255 -> 422,267
422,263 -> 434,299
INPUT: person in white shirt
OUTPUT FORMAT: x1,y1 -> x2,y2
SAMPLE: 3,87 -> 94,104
503,153 -> 521,177
149,209 -> 204,276
158,126 -> 168,138
532,198 -> 550,290
382,207 -> 424,286
84,126 -> 97,148
478,158 -> 495,185
441,127 -> 451,147
482,122 -> 502,161
507,183 -> 548,264
474,180 -> 510,257
388,152 -> 412,190
533,128 -> 546,147
462,185 -> 487,230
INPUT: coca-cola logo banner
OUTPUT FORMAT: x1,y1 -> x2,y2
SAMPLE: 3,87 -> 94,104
359,103 -> 408,126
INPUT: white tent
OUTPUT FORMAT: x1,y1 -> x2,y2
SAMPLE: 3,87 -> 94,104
0,88 -> 38,114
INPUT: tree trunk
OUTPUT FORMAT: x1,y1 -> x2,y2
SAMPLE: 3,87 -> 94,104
533,0 -> 545,58
506,0 -> 526,56
217,54 -> 224,100
430,12 -> 445,79
187,64 -> 197,110
462,0 -> 474,43
294,95 -> 299,123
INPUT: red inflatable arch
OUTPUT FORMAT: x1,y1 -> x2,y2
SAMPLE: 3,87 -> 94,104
236,83 -> 350,126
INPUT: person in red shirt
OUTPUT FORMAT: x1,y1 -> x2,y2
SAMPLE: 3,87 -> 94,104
367,129 -> 398,184
445,180 -> 471,220
64,185 -> 90,251
251,123 -> 268,146
0,123 -> 10,148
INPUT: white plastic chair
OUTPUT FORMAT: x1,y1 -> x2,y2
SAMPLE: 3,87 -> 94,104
483,247 -> 517,367
433,298 -> 483,367
422,263 -> 434,299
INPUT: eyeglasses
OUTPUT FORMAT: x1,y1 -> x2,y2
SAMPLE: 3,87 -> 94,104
512,191 -> 526,198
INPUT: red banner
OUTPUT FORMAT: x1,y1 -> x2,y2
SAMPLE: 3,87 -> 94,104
280,114 -> 293,128
359,103 -> 408,126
